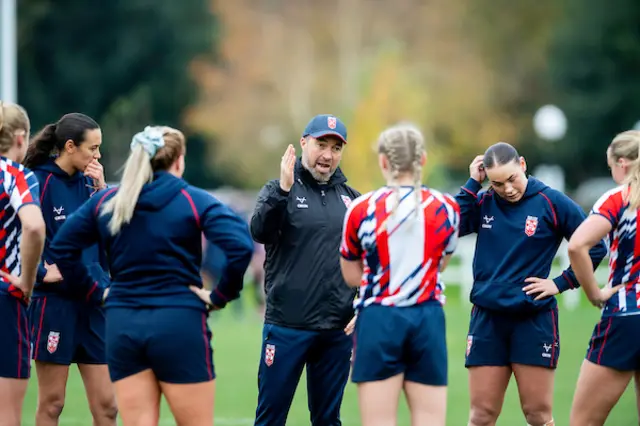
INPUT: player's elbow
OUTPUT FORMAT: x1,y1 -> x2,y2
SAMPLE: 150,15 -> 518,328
440,254 -> 453,272
22,215 -> 45,242
567,238 -> 587,259
240,236 -> 255,263
340,258 -> 362,288
18,205 -> 45,240
250,223 -> 276,245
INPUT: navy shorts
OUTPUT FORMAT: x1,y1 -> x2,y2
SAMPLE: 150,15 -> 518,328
0,294 -> 30,379
465,305 -> 560,369
29,295 -> 106,365
106,307 -> 214,384
587,314 -> 640,371
351,302 -> 447,386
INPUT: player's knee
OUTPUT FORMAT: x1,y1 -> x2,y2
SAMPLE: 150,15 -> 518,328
469,404 -> 501,426
38,396 -> 65,419
91,397 -> 118,421
522,402 -> 553,426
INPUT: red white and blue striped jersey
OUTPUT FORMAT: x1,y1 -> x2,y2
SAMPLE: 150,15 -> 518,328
591,185 -> 640,317
0,158 -> 40,283
340,186 -> 460,310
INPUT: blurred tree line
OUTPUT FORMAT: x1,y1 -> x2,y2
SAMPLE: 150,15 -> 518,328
15,0 -> 640,192
547,0 -> 640,188
17,0 -> 229,188
186,0 -> 569,192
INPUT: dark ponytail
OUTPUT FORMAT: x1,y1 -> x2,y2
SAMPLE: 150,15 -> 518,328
23,113 -> 100,169
23,123 -> 58,168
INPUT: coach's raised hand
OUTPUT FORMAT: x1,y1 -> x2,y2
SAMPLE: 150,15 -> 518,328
280,144 -> 296,192
469,155 -> 486,183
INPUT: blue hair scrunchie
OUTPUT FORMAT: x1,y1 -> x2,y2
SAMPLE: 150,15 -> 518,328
130,126 -> 165,158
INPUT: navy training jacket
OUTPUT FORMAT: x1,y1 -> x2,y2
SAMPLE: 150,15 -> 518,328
455,177 -> 607,314
32,159 -> 108,302
49,172 -> 254,311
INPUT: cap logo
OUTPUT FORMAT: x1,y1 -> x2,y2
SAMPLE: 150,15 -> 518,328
327,116 -> 337,129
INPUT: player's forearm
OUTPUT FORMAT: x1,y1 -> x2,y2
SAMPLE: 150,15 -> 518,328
19,222 -> 46,294
455,180 -> 483,236
340,258 -> 363,288
568,244 -> 600,300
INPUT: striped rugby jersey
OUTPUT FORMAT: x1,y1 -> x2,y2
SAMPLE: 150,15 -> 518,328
0,158 -> 40,283
340,186 -> 460,310
591,185 -> 640,317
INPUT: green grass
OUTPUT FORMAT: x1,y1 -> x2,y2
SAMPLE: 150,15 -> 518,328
21,288 -> 637,425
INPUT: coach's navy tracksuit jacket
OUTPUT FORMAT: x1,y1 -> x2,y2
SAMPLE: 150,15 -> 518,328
456,177 -> 608,314
32,159 -> 109,303
49,171 -> 254,310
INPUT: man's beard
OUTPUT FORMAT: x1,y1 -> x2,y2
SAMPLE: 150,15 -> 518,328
302,153 -> 334,183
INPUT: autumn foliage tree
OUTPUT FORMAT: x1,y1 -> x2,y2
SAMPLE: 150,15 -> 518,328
187,0 -> 564,190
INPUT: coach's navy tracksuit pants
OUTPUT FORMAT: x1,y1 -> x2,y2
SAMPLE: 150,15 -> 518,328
254,323 -> 352,426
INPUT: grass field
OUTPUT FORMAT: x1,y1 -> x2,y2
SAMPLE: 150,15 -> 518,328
21,287 -> 637,425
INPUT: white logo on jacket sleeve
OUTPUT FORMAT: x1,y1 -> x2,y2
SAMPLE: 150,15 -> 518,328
525,216 -> 539,237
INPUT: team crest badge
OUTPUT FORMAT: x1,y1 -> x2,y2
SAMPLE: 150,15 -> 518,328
524,216 -> 539,237
341,195 -> 352,208
265,344 -> 276,367
466,335 -> 473,357
327,116 -> 337,129
47,331 -> 60,354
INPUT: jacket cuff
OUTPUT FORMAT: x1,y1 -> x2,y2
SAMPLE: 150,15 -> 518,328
209,288 -> 228,309
86,282 -> 106,305
36,264 -> 47,283
553,273 -> 576,293
276,185 -> 290,197
462,178 -> 483,195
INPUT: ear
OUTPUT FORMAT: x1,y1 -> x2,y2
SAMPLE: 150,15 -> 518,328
519,156 -> 527,174
14,133 -> 25,150
618,157 -> 629,168
378,153 -> 388,172
64,139 -> 76,154
300,137 -> 307,150
420,152 -> 427,167
170,154 -> 185,176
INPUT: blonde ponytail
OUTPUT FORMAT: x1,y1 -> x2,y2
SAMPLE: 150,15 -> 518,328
411,129 -> 423,213
627,139 -> 640,209
377,123 -> 426,218
100,126 -> 172,235
0,101 -> 29,155
100,146 -> 153,235
609,130 -> 640,209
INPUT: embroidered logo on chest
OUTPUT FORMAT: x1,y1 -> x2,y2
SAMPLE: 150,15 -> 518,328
53,206 -> 66,222
341,195 -> 352,208
524,215 -> 539,237
482,215 -> 494,229
296,196 -> 308,209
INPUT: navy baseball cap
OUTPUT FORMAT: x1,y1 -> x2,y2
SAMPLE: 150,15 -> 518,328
302,114 -> 347,144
